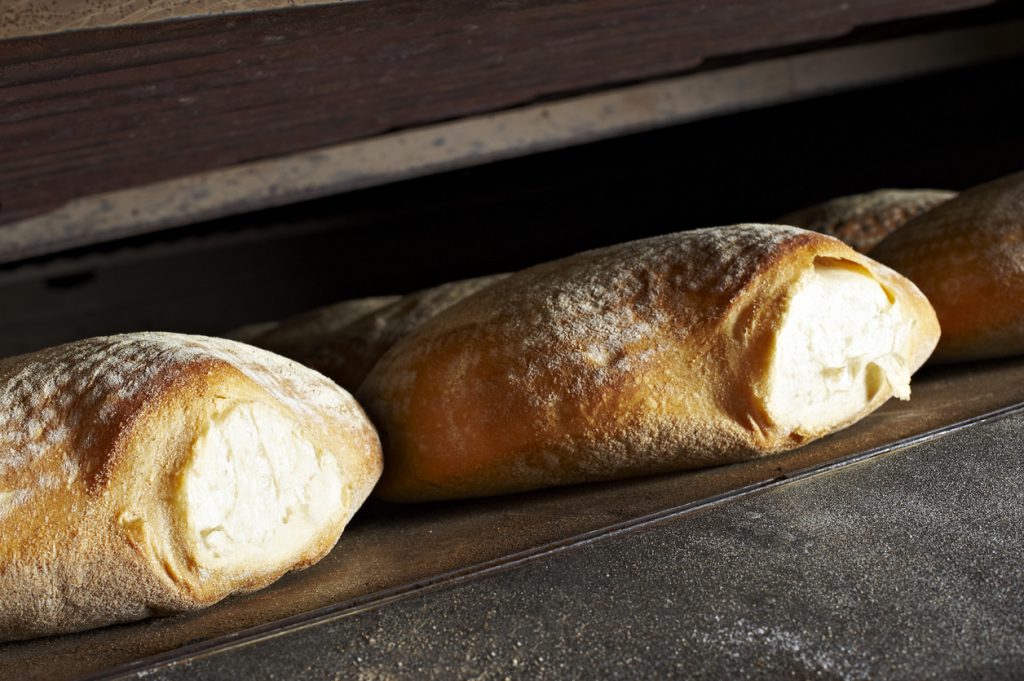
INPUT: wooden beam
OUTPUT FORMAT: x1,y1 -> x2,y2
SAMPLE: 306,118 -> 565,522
0,0 -> 998,230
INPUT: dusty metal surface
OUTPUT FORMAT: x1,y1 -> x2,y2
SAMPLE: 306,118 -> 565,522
3,20 -> 1023,265
130,404 -> 1024,680
1,357 -> 1023,680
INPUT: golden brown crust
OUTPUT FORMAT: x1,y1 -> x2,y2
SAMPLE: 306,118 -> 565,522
0,333 -> 382,641
779,189 -> 956,253
358,225 -> 939,502
871,172 -> 1024,363
306,275 -> 509,391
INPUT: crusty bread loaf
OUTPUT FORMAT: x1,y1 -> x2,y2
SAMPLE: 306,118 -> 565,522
306,275 -> 509,391
224,320 -> 280,343
247,295 -> 400,361
0,333 -> 382,641
359,225 -> 939,502
779,189 -> 955,253
871,172 -> 1024,363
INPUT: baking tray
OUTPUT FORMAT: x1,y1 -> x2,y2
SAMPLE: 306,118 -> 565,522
3,356 -> 1024,680
131,398 -> 1024,680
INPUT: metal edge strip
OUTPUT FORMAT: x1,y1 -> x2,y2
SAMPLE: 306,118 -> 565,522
82,400 -> 1024,680
4,19 -> 1024,266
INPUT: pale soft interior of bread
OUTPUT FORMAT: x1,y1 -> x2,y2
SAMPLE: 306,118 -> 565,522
764,259 -> 913,438
177,400 -> 344,573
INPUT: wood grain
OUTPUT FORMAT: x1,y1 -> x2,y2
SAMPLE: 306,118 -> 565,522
6,20 -> 1022,266
0,0 -> 352,41
0,0 -> 996,231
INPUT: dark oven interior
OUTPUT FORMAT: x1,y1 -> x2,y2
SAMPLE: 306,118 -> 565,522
2,54 -> 1022,358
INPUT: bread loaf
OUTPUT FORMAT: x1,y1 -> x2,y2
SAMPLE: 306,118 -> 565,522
359,225 -> 939,502
871,172 -> 1024,363
778,189 -> 955,253
0,333 -> 382,641
224,320 -> 279,343
306,275 -> 509,391
248,295 -> 400,361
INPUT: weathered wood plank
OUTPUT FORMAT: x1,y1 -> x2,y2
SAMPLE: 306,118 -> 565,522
0,0 -> 996,228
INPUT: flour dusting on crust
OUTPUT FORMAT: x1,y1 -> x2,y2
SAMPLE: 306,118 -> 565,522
358,223 -> 941,502
0,332 -> 382,641
0,333 -> 365,484
432,225 -> 813,404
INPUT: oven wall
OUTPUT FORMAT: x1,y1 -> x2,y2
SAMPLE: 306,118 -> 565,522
0,56 -> 1020,358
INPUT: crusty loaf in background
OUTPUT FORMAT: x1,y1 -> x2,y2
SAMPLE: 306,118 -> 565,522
871,171 -> 1024,363
223,319 -> 280,344
778,188 -> 955,253
248,295 -> 400,363
359,225 -> 939,502
306,274 -> 509,391
0,333 -> 382,642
